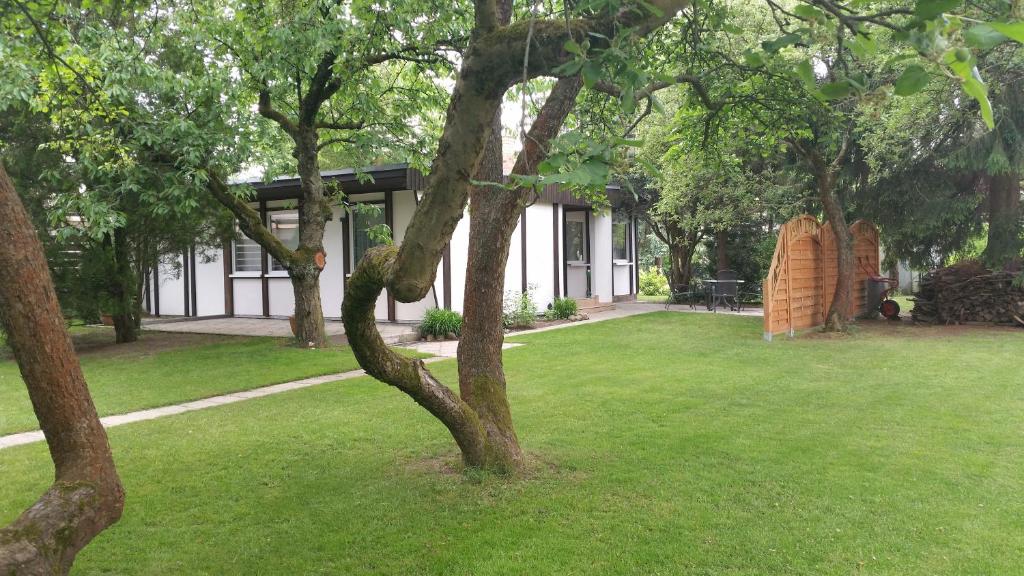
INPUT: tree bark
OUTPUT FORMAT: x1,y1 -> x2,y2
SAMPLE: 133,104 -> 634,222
342,1 -> 688,471
110,228 -> 139,344
290,127 -> 330,347
819,172 -> 854,332
458,74 -> 583,473
983,171 -> 1022,270
715,229 -> 729,272
668,235 -> 699,288
0,164 -> 124,575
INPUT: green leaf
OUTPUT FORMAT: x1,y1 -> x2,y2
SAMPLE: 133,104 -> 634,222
964,24 -> 1010,49
742,50 -> 765,68
795,59 -> 815,87
820,81 -> 852,100
894,65 -> 930,96
581,60 -> 601,88
793,5 -> 826,21
761,33 -> 802,53
914,0 -> 961,20
850,34 -> 878,58
563,39 -> 583,55
961,76 -> 994,129
989,22 -> 1024,44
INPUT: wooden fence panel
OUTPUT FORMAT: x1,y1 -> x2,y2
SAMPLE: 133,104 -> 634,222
763,216 -> 880,340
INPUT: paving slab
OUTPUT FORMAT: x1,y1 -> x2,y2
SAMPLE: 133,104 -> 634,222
143,316 -> 418,345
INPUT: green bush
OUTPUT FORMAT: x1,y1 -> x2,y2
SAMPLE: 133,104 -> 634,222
503,288 -> 538,329
546,296 -> 578,320
419,308 -> 462,338
639,267 -> 670,296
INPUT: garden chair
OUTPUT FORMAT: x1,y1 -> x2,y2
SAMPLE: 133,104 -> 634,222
711,269 -> 739,312
738,282 -> 762,312
665,282 -> 699,310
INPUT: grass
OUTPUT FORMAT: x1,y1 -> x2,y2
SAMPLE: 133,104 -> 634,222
0,330 -> 423,436
2,313 -> 1023,574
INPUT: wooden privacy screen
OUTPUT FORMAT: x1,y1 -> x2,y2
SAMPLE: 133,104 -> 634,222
763,216 -> 880,340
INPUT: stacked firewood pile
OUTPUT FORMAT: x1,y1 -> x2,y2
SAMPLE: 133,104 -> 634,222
912,261 -> 1024,326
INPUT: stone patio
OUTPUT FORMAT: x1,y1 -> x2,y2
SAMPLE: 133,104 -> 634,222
143,316 -> 419,345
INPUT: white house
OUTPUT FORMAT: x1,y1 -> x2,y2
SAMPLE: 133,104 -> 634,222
142,163 -> 639,323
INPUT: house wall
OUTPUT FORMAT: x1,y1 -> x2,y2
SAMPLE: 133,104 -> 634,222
149,188 -> 635,324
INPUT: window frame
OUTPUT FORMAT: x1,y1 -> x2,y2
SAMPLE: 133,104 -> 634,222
350,200 -> 387,269
267,209 -> 300,273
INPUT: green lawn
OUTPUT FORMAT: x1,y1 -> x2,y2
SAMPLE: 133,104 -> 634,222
0,331 -> 394,435
2,313 -> 1023,574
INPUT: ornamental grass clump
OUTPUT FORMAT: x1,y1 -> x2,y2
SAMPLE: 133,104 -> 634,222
546,296 -> 578,320
419,308 -> 462,339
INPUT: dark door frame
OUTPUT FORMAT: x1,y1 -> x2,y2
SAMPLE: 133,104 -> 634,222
562,206 -> 592,298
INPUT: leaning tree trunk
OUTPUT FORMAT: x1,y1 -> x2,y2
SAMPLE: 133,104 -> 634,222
458,75 -> 583,473
983,171 -> 1022,270
0,164 -> 124,575
819,172 -> 854,332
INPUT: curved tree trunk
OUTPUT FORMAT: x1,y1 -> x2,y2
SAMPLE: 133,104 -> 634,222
341,1 -> 687,471
983,171 -> 1022,270
820,173 -> 853,332
0,164 -> 124,575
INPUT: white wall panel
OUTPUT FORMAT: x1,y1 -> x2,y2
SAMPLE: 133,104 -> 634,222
232,278 -> 263,316
156,254 -> 186,316
320,205 -> 346,319
525,203 -> 556,310
267,277 -> 294,317
194,247 -> 226,316
591,211 -> 613,303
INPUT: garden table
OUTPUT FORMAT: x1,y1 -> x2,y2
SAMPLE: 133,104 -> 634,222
701,279 -> 745,312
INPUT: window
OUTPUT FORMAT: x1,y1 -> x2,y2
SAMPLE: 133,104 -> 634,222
269,211 -> 300,272
233,232 -> 262,273
352,203 -> 385,266
565,212 -> 587,263
613,212 -> 629,261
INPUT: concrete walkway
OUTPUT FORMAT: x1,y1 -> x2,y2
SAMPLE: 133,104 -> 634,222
0,356 -> 445,451
143,316 -> 419,345
2,302 -> 760,451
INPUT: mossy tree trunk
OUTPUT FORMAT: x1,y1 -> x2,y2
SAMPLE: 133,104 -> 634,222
342,1 -> 687,472
459,74 -> 583,473
0,164 -> 124,576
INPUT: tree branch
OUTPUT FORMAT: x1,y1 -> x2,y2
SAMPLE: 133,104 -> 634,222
207,172 -> 296,266
257,90 -> 299,136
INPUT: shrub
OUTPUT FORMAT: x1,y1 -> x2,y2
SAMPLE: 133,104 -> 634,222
546,296 -> 578,320
419,308 -> 462,338
503,287 -> 538,329
639,266 -> 670,296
